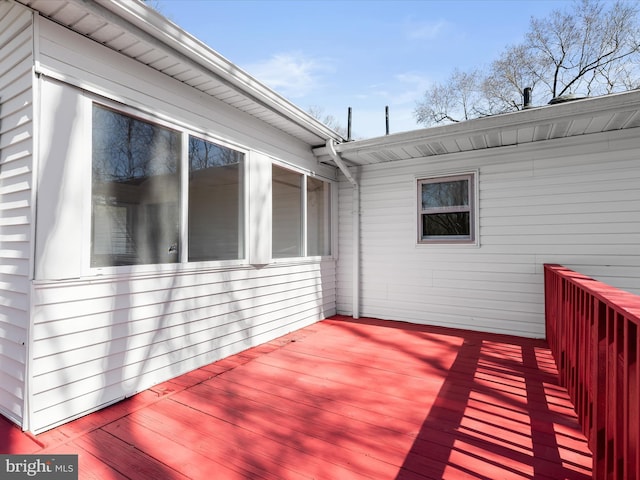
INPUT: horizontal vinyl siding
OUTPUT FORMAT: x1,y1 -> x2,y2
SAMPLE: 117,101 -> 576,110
30,261 -> 335,433
0,1 -> 32,427
337,129 -> 640,338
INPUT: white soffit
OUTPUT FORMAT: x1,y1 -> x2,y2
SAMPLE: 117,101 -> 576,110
314,90 -> 640,166
17,0 -> 342,147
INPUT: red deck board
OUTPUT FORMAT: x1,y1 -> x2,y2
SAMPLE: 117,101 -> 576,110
131,402 -> 310,479
194,377 -> 422,459
0,417 -> 43,453
101,416 -> 263,480
2,316 -> 592,479
207,365 -> 430,428
134,399 -> 367,480
72,428 -> 191,480
216,355 -> 439,428
43,443 -> 130,480
171,385 -> 406,479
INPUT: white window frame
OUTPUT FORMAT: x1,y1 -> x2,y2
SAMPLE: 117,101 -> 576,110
417,172 -> 478,245
270,160 -> 334,261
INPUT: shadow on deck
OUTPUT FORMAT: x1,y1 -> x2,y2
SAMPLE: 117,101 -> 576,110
1,315 -> 592,479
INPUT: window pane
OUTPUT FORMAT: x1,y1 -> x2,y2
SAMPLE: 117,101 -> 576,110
188,136 -> 244,261
307,177 -> 331,256
422,179 -> 469,209
422,212 -> 470,237
272,165 -> 302,258
92,105 -> 180,267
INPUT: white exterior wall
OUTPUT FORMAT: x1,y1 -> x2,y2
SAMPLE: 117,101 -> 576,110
26,17 -> 336,433
337,129 -> 640,338
31,262 -> 335,432
0,1 -> 33,427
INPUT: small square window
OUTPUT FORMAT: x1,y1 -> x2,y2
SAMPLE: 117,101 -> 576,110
418,173 -> 476,244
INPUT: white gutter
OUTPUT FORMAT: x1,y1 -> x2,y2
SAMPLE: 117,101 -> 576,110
326,139 -> 360,319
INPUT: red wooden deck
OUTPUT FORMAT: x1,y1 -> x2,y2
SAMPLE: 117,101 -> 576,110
1,316 -> 592,479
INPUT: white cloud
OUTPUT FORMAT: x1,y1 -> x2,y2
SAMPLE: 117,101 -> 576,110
393,72 -> 432,103
356,72 -> 431,104
246,52 -> 331,99
406,20 -> 449,40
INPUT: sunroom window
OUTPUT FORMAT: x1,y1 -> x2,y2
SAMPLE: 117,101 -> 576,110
188,136 -> 244,261
91,104 -> 181,267
272,165 -> 331,258
418,173 -> 475,244
91,102 -> 327,267
272,165 -> 303,258
307,176 -> 331,256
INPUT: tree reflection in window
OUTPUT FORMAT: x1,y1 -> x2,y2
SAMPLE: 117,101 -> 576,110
419,175 -> 474,242
188,136 -> 244,261
91,104 -> 180,266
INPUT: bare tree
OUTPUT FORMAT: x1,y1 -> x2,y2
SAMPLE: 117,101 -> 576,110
528,0 -> 640,98
415,0 -> 640,126
307,105 -> 349,138
415,69 -> 485,125
482,44 -> 542,113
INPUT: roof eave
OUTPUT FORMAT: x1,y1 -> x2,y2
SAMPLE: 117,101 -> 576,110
25,0 -> 344,146
95,0 -> 344,145
315,89 -> 640,162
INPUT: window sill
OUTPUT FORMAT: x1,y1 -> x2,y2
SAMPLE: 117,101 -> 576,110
416,241 -> 480,248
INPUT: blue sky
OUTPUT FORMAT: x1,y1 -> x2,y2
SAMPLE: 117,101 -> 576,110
155,0 -> 570,139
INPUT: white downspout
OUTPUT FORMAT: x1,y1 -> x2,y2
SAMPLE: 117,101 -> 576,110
326,139 -> 360,319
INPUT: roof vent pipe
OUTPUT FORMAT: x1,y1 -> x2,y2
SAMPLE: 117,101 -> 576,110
347,107 -> 352,141
385,106 -> 390,135
523,87 -> 533,109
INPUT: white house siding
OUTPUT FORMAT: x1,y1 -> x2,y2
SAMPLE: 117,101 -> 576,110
0,1 -> 33,427
24,16 -> 337,433
30,261 -> 335,432
337,128 -> 640,338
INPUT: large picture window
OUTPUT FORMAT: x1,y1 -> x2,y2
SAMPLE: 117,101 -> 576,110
188,136 -> 244,261
91,104 -> 181,267
418,173 -> 475,244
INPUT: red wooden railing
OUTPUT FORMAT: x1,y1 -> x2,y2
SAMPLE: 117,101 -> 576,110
545,264 -> 640,480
